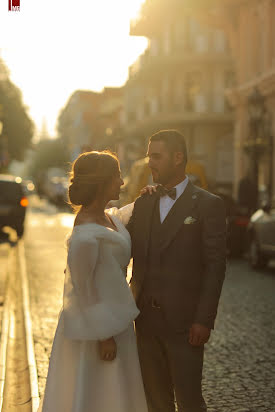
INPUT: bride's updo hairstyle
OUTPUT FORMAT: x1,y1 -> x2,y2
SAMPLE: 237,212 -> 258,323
68,150 -> 119,208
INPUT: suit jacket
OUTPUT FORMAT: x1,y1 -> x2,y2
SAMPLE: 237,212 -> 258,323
127,181 -> 227,330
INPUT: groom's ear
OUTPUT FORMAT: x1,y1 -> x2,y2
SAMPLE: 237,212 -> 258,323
174,151 -> 184,166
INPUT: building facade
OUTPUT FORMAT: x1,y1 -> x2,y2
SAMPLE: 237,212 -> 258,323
202,0 -> 275,202
57,87 -> 124,161
123,0 -> 235,190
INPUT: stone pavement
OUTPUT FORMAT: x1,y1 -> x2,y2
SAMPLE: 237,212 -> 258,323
24,218 -> 67,397
203,260 -> 275,412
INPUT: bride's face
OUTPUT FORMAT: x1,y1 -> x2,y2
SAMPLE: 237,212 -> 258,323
105,166 -> 124,201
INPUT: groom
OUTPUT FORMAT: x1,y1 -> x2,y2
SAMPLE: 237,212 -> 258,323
127,130 -> 226,412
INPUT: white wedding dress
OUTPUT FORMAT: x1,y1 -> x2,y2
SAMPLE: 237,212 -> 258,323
38,205 -> 148,412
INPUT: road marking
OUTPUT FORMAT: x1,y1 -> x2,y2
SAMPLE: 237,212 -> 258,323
18,241 -> 40,411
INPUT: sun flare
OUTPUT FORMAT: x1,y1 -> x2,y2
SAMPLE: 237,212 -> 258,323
0,0 -> 147,135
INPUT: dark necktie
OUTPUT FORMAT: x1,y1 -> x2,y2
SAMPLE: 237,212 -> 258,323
158,186 -> 177,200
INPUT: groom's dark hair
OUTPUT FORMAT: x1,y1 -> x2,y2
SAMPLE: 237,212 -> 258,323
149,129 -> 188,168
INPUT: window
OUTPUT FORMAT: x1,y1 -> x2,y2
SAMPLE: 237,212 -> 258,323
149,38 -> 159,57
173,78 -> 183,110
137,105 -> 144,121
144,101 -> 151,117
174,21 -> 185,48
225,71 -> 236,89
213,95 -> 225,113
163,25 -> 171,55
188,18 -> 208,53
185,72 -> 202,111
150,97 -> 158,115
127,112 -> 136,123
214,30 -> 227,53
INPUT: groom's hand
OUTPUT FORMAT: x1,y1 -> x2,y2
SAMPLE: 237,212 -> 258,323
189,323 -> 211,346
98,337 -> 117,361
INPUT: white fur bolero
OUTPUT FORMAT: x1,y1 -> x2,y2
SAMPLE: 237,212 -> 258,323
63,204 -> 137,341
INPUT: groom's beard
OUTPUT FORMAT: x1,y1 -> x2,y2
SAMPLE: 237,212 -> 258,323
150,169 -> 160,183
150,168 -> 175,185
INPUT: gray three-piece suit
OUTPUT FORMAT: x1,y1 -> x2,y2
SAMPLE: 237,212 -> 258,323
127,181 -> 227,412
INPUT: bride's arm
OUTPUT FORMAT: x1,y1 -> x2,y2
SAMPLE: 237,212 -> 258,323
64,236 -> 139,341
63,237 -> 100,339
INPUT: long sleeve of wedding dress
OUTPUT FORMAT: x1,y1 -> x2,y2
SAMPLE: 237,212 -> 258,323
63,227 -> 139,341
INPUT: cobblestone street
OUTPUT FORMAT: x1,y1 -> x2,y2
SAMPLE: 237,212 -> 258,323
20,204 -> 275,412
203,260 -> 275,412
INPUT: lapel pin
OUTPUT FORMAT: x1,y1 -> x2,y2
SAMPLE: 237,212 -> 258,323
192,195 -> 197,200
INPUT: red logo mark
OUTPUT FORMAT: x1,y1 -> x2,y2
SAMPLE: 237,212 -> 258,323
9,0 -> 20,11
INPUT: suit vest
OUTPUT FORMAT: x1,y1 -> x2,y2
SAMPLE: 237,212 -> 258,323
142,198 -> 163,296
136,199 -> 170,334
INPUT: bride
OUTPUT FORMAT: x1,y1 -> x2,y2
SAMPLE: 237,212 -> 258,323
38,150 -> 148,412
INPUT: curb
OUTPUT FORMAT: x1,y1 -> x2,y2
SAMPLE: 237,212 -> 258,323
0,246 -> 13,410
18,241 -> 40,411
0,284 -> 10,411
18,240 -> 40,412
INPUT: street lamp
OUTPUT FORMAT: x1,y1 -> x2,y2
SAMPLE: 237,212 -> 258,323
248,88 -> 265,122
0,102 -> 3,135
245,88 -> 273,206
0,120 -> 3,170
247,89 -> 264,200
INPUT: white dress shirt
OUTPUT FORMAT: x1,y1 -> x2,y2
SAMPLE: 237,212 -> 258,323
159,176 -> 189,224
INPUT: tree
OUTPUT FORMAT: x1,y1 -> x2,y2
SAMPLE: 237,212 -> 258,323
29,138 -> 71,180
0,58 -> 34,168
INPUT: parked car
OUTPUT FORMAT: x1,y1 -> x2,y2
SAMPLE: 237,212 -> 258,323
212,190 -> 250,257
43,176 -> 68,206
0,174 -> 28,238
22,179 -> 36,196
247,202 -> 275,268
37,168 -> 68,206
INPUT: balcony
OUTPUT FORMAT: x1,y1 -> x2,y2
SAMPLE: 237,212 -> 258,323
129,52 -> 148,78
128,49 -> 233,81
124,97 -> 233,136
130,0 -> 196,36
124,110 -> 233,138
130,16 -> 152,37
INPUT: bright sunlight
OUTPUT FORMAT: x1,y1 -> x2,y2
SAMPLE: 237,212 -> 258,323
0,0 -> 147,135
